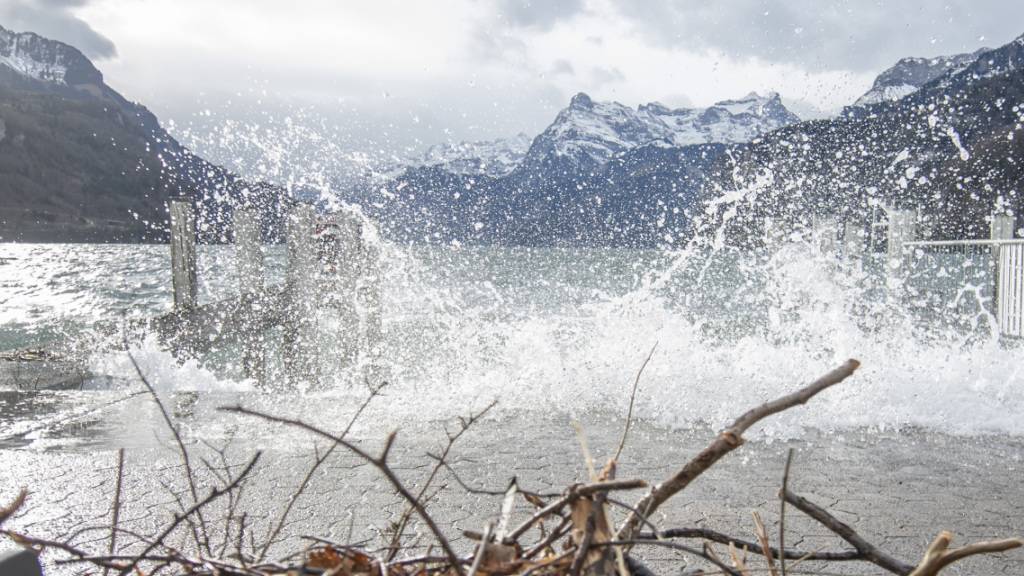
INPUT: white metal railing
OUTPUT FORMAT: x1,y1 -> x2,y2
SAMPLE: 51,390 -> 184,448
904,239 -> 1024,247
902,238 -> 1024,338
999,243 -> 1024,337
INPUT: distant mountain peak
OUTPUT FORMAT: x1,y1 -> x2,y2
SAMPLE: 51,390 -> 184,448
852,48 -> 988,108
408,132 -> 532,178
526,91 -> 799,168
569,92 -> 594,109
0,23 -> 104,87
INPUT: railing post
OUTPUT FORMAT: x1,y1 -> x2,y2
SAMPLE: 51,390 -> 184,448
992,213 -> 1016,337
169,199 -> 197,312
234,207 -> 266,384
283,203 -> 320,389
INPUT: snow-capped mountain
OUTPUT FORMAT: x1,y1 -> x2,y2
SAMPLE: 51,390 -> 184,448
412,133 -> 532,178
0,24 -> 106,89
0,24 -> 282,242
852,48 -> 988,107
523,91 -> 799,168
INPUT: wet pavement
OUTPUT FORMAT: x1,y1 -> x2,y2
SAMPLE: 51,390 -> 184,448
0,390 -> 1022,575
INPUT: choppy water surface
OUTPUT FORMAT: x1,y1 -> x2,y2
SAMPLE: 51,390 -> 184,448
1,238 -> 1022,445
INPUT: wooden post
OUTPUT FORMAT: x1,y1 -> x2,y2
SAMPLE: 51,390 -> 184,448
887,209 -> 917,270
169,200 -> 197,312
358,240 -> 385,385
323,211 -> 363,365
812,214 -> 838,255
234,207 -> 266,384
283,203 -> 320,388
842,221 -> 865,261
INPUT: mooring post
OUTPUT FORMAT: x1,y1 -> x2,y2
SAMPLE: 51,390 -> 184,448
169,199 -> 197,312
842,220 -> 865,261
234,207 -> 266,384
812,214 -> 838,255
887,209 -> 917,269
358,240 -> 385,385
283,203 -> 320,388
324,211 -> 364,365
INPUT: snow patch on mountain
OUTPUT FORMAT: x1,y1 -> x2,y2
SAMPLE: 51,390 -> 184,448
530,91 -> 799,167
853,49 -> 987,107
0,24 -> 103,87
413,133 -> 532,177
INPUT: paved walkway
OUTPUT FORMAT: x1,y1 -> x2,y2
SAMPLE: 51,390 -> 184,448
0,390 -> 1022,575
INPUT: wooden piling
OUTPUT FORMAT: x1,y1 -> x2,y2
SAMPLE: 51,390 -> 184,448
842,221 -> 865,261
812,214 -> 838,255
283,203 -> 320,388
169,200 -> 197,312
323,211 -> 363,365
234,207 -> 266,384
887,209 -> 917,269
358,240 -> 385,385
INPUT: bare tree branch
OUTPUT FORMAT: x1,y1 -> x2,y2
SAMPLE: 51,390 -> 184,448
220,405 -> 466,576
781,488 -> 914,575
618,359 -> 860,540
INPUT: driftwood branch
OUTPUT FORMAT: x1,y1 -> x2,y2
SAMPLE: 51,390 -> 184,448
638,527 -> 861,561
618,359 -> 860,540
781,487 -> 915,574
908,531 -> 1023,576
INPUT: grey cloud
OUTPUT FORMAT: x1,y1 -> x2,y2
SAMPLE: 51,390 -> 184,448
550,58 -> 575,75
590,65 -> 625,87
608,0 -> 1024,72
1,0 -> 116,59
494,0 -> 585,31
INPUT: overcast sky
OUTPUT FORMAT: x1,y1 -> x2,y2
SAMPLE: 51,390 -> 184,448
3,0 -> 1023,157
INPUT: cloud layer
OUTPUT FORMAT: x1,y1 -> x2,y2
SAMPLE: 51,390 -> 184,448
1,0 -> 116,59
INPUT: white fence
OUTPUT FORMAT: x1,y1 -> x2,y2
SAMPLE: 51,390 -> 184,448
902,239 -> 1024,338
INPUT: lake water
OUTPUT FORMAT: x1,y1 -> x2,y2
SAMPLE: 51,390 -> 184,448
1,240 -> 1022,439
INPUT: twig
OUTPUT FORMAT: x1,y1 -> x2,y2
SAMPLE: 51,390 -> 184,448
908,531 -> 1023,576
618,359 -> 860,541
119,451 -> 262,575
613,342 -> 658,462
104,448 -> 126,576
523,514 -> 573,559
258,382 -> 386,561
779,448 -> 793,576
126,349 -> 211,555
0,488 -> 27,527
507,479 -> 647,542
220,405 -> 466,576
751,511 -> 777,576
386,401 -> 496,560
466,522 -> 492,576
637,528 -> 861,561
781,488 -> 914,575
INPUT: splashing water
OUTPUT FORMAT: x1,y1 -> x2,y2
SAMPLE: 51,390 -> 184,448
3,110 -> 1022,442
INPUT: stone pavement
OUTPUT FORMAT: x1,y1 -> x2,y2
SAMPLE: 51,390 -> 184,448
0,392 -> 1022,575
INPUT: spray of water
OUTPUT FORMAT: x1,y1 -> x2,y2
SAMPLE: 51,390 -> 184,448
4,107 -> 1021,440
